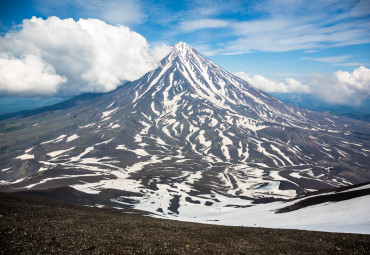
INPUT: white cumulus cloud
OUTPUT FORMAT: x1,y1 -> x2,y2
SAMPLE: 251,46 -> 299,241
235,72 -> 311,94
309,66 -> 370,105
236,66 -> 370,106
0,17 -> 170,97
0,54 -> 67,96
336,66 -> 370,93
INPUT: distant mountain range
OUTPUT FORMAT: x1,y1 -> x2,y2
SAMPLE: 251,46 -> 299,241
0,42 -> 369,232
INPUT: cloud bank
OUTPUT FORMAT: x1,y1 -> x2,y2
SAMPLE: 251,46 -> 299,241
0,54 -> 67,96
236,66 -> 370,106
0,17 -> 170,97
235,72 -> 311,94
309,66 -> 370,105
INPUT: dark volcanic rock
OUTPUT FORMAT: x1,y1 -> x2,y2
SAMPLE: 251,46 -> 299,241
1,192 -> 370,255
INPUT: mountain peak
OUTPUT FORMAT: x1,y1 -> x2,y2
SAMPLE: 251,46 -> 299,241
172,41 -> 192,50
170,42 -> 197,59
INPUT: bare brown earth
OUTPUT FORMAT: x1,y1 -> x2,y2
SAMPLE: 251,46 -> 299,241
0,192 -> 369,255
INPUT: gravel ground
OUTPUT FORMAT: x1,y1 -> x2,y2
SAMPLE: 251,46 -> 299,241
1,192 -> 369,254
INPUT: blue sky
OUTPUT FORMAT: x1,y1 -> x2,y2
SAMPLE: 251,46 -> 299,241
0,0 -> 370,115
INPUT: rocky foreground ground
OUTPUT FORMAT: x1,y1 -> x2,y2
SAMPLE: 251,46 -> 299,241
1,192 -> 369,254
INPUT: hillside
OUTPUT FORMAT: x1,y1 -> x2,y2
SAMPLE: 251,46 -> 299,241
1,192 -> 369,254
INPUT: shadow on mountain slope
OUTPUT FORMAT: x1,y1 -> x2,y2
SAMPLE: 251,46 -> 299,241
276,182 -> 370,213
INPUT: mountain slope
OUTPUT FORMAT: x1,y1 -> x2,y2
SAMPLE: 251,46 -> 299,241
0,93 -> 105,121
0,42 -> 369,224
3,192 -> 370,254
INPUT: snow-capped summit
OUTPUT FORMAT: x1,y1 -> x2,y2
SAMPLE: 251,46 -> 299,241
135,41 -> 317,124
171,41 -> 193,54
1,42 -> 369,233
165,42 -> 203,66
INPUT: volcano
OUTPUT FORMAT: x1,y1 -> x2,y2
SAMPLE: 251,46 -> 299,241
0,42 -> 369,231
